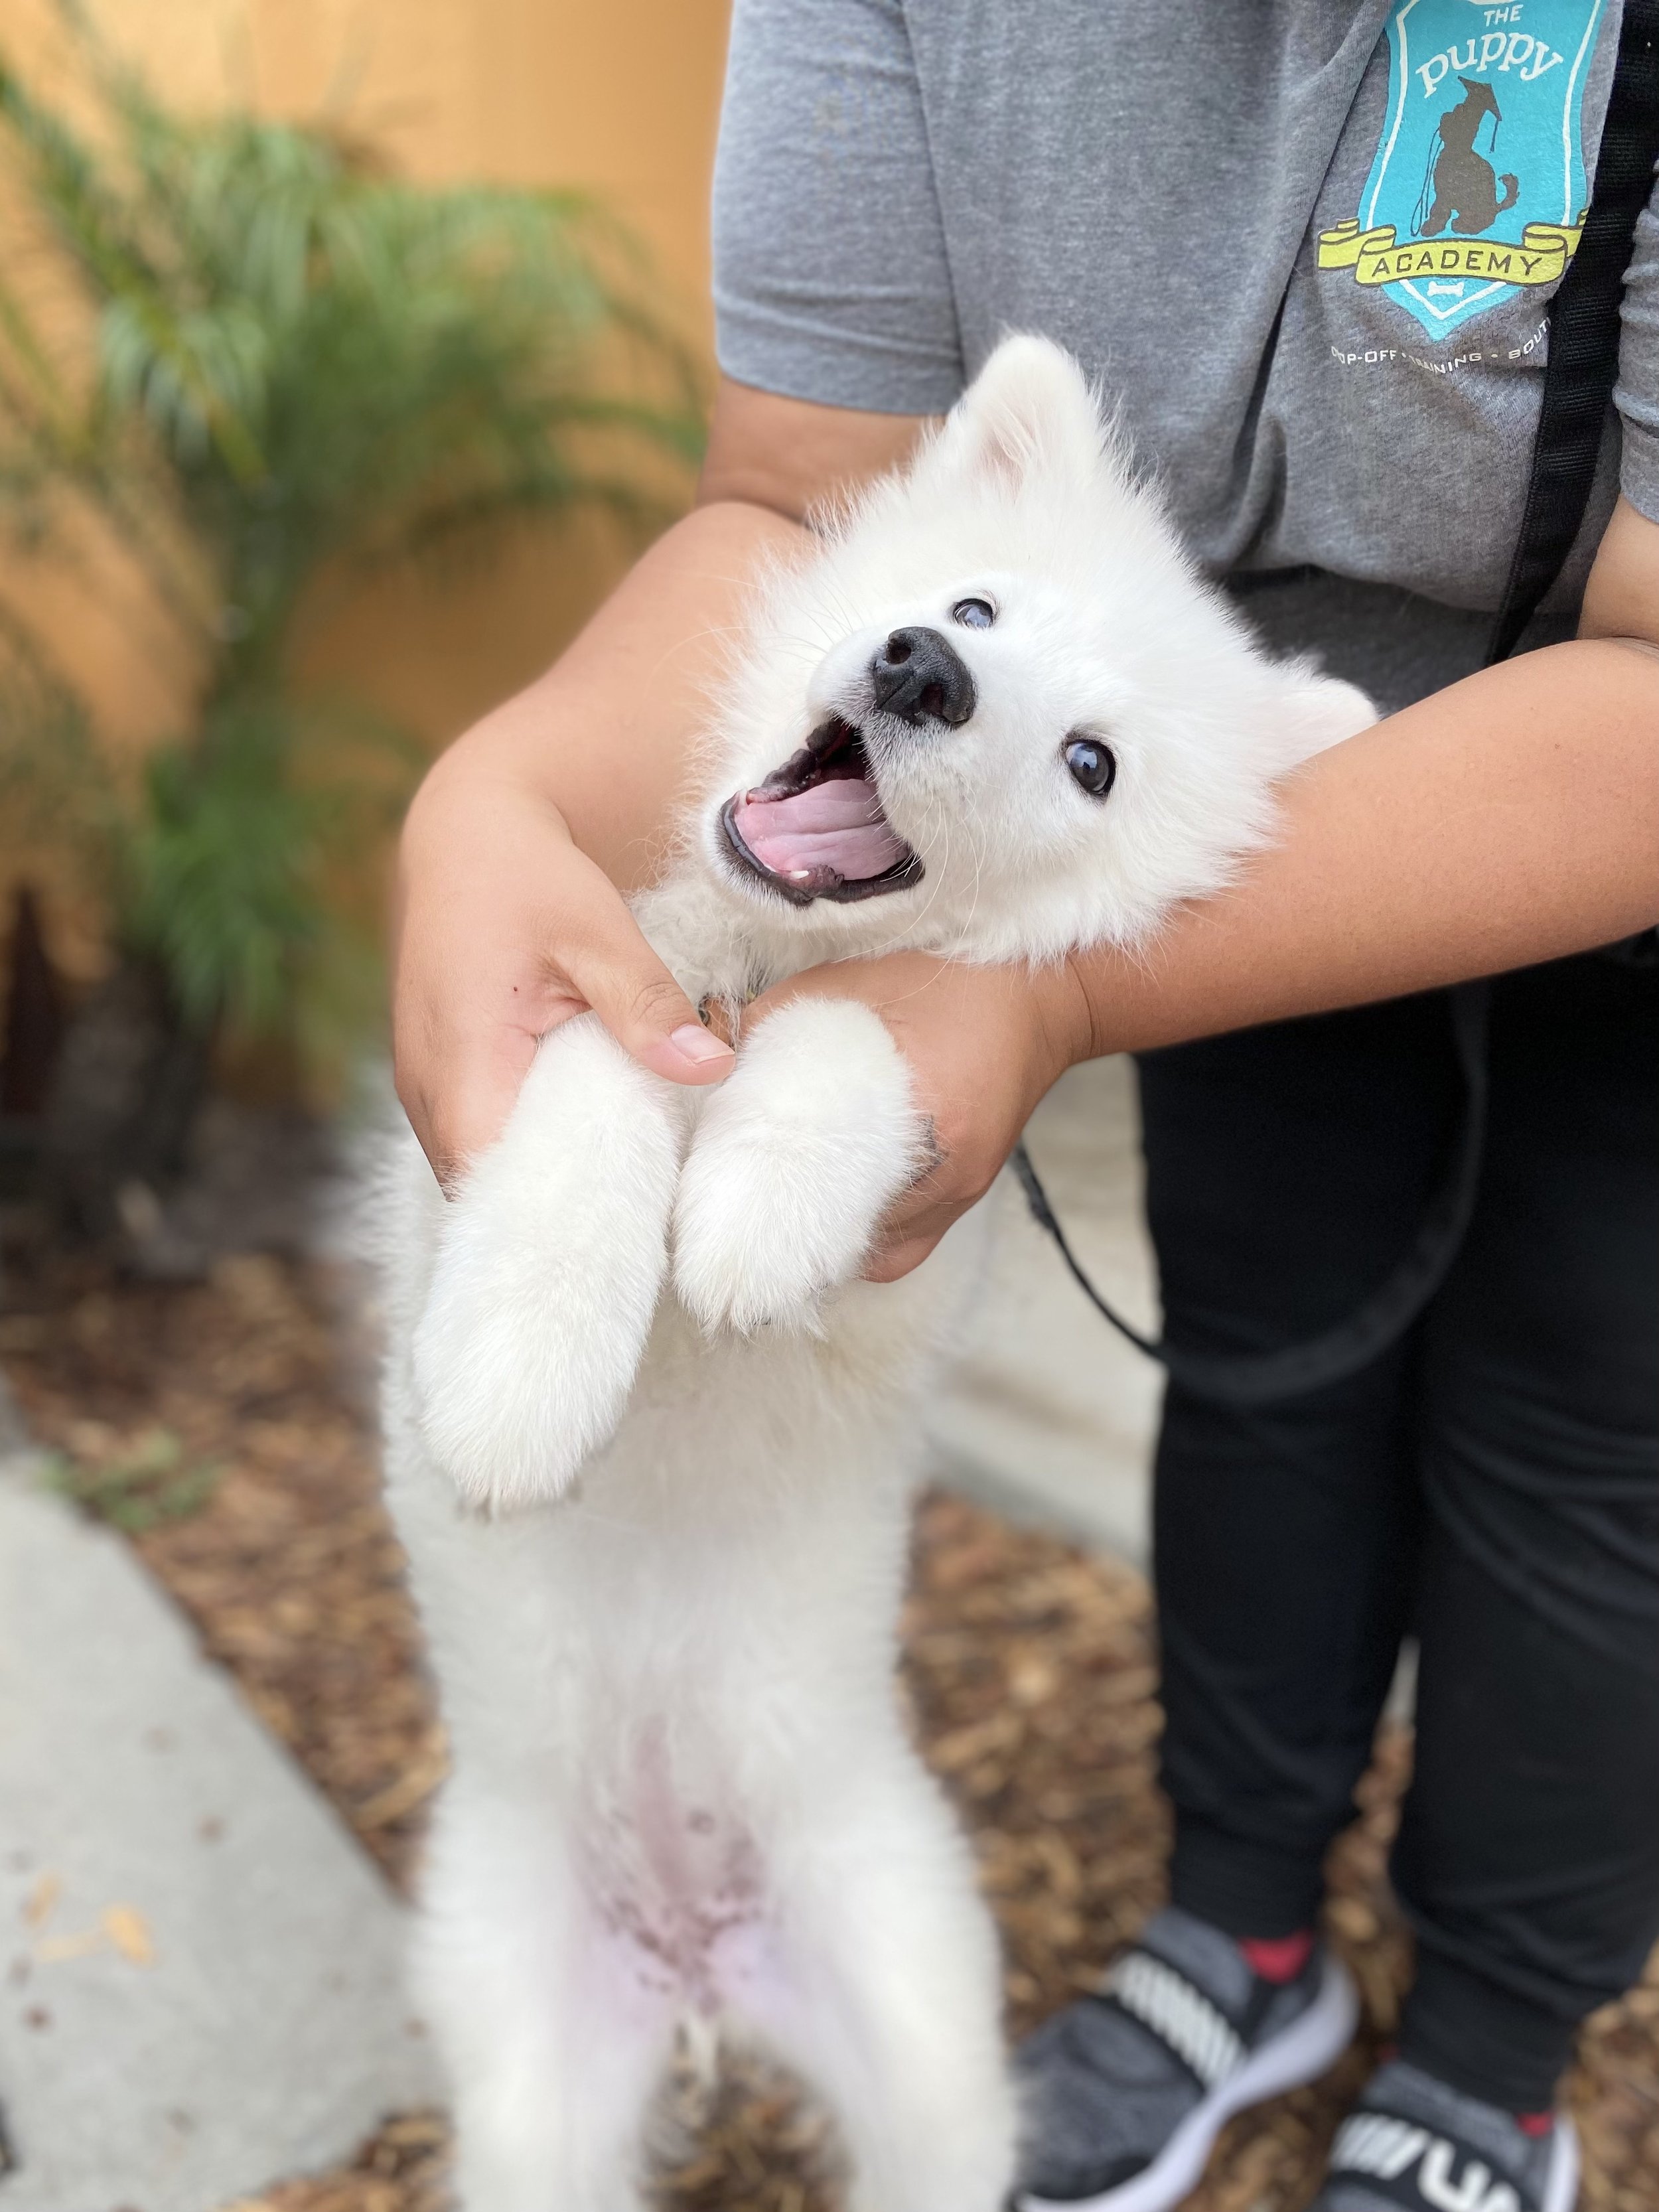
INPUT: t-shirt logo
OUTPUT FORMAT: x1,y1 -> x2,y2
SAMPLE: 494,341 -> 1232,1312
1318,0 -> 1607,338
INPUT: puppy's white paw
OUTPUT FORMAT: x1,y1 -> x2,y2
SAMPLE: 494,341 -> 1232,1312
673,998 -> 925,1334
411,1018 -> 682,1513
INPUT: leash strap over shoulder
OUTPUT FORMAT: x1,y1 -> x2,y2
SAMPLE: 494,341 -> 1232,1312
1019,9 -> 1659,1408
1488,0 -> 1659,665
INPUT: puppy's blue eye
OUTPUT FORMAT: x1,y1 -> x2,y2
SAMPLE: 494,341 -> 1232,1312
1064,735 -> 1117,799
951,597 -> 995,629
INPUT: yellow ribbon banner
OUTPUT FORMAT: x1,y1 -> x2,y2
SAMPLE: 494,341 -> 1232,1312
1317,217 -> 1581,289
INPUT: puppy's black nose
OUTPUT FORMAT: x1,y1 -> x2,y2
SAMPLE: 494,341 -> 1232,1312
870,627 -> 976,726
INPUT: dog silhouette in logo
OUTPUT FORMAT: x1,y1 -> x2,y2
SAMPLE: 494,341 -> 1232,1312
1416,76 -> 1520,238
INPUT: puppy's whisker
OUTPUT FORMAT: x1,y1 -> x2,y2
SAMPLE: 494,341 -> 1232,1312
944,804 -> 989,962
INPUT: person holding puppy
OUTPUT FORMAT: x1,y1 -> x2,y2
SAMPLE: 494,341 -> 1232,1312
394,6 -> 1659,2210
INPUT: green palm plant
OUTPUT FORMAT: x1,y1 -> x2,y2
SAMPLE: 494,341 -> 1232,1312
0,21 -> 701,1231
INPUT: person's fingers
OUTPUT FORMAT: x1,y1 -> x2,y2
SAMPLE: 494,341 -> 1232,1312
862,1157 -> 981,1281
739,955 -> 1027,1282
550,853 -> 735,1085
396,871 -> 732,1197
398,1024 -> 541,1195
863,1229 -> 948,1284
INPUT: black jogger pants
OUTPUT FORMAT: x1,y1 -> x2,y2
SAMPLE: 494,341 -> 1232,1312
1135,948 -> 1659,2113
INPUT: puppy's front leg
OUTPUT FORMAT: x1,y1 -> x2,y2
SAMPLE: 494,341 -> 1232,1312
673,998 -> 926,1334
413,1015 -> 685,1513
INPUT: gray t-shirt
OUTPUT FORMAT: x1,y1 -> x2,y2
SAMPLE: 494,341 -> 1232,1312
712,0 -> 1659,710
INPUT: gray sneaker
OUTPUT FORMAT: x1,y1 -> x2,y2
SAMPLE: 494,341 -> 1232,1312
1014,1907 -> 1360,2212
1315,2059 -> 1578,2212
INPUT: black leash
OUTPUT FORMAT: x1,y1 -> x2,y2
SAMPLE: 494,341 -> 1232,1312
1490,0 -> 1659,662
1013,986 -> 1490,1410
1016,2 -> 1659,1408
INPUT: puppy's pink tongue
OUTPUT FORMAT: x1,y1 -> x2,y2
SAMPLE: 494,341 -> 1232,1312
733,777 -> 906,883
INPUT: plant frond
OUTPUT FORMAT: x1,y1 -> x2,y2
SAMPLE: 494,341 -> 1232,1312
0,599 -> 121,863
0,31 -> 709,1061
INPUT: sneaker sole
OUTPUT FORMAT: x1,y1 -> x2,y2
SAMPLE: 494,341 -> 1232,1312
1542,2114 -> 1579,2212
1017,1951 -> 1362,2212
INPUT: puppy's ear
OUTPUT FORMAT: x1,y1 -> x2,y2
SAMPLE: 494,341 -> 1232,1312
920,334 -> 1106,497
1271,666 -> 1377,767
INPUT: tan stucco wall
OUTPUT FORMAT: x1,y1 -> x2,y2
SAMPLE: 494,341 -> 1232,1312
0,0 -> 730,976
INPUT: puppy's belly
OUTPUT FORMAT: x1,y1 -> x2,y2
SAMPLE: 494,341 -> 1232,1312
586,1873 -> 789,2024
579,1727 -> 778,2018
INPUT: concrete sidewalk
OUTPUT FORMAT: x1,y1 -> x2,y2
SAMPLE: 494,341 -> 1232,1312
0,1452 -> 437,2212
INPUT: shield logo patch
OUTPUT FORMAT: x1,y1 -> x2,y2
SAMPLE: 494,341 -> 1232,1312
1319,0 -> 1609,338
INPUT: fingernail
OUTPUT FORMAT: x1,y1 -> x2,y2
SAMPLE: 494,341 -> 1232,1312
670,1021 -> 733,1065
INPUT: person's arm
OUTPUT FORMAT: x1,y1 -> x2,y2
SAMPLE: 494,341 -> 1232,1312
755,495 -> 1659,1278
392,381 -> 924,1186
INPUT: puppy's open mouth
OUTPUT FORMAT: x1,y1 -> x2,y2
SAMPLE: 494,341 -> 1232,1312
721,717 -> 923,905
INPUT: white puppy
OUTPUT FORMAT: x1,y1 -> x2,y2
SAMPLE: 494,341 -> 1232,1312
380,337 -> 1373,2212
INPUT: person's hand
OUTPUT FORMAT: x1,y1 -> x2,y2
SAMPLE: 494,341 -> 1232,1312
390,392 -> 932,1201
740,950 -> 1094,1281
393,738 -> 733,1192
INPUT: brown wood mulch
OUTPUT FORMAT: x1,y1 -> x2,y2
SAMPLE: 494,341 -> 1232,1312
2,1248 -> 1656,2212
